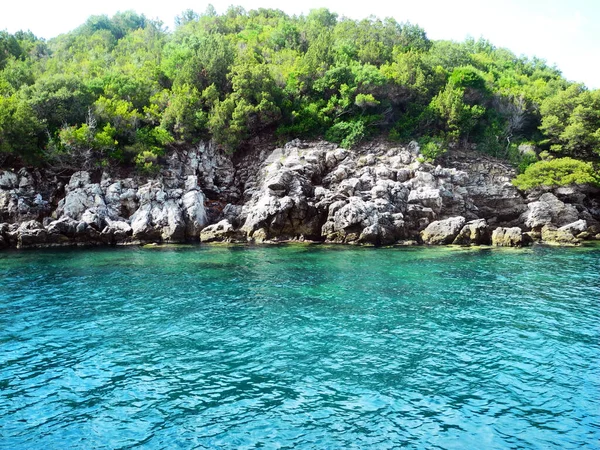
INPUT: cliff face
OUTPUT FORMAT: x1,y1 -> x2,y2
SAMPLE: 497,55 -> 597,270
0,140 -> 599,249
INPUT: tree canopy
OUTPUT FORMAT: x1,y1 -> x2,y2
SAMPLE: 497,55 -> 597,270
0,6 -> 598,181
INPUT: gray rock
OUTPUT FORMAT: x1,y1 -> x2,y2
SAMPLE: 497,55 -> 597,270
15,220 -> 48,248
68,171 -> 91,189
0,171 -> 18,189
407,187 -> 443,213
182,189 -> 207,238
421,216 -> 466,245
17,169 -> 35,192
102,219 -> 132,243
3,139 -> 597,249
453,219 -> 491,245
200,220 -> 244,243
129,182 -> 187,242
558,219 -> 588,235
522,193 -> 579,229
46,217 -> 79,236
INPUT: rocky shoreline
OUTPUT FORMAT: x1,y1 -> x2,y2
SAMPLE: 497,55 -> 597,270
1,140 -> 599,250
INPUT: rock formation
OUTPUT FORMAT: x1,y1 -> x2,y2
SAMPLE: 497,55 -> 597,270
1,139 -> 599,248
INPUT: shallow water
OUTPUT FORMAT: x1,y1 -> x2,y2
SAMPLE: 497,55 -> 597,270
1,244 -> 599,449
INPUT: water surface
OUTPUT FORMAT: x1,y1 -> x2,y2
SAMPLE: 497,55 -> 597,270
1,244 -> 599,449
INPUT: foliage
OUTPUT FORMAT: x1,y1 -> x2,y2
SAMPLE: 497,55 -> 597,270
325,118 -> 369,149
418,136 -> 447,162
0,6 -> 597,174
512,157 -> 600,190
0,94 -> 43,162
539,85 -> 600,158
428,85 -> 485,140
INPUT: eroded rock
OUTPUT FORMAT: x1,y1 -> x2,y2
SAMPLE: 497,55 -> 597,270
453,219 -> 491,246
492,227 -> 525,247
421,216 -> 466,245
541,225 -> 580,246
522,193 -> 579,230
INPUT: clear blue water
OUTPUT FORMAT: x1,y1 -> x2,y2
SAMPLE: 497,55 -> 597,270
1,244 -> 599,449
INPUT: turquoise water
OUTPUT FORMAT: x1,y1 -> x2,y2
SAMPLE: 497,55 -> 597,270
1,244 -> 599,449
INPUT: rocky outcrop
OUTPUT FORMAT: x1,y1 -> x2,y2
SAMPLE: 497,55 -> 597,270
1,139 -> 599,249
541,224 -> 580,246
522,193 -> 580,230
492,227 -> 525,247
0,169 -> 52,224
0,144 -> 220,247
200,220 -> 244,243
421,216 -> 466,245
444,150 -> 527,225
453,219 -> 491,246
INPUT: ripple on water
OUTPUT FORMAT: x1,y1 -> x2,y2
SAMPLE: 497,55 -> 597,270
0,245 -> 599,449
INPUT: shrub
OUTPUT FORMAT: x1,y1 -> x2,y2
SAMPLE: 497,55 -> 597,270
506,143 -> 538,174
512,157 -> 600,190
134,150 -> 161,175
325,118 -> 368,149
418,136 -> 447,162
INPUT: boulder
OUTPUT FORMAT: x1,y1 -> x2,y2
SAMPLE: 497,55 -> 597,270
182,189 -> 207,238
130,182 -> 186,242
101,219 -> 132,243
57,172 -> 109,222
15,220 -> 48,248
46,217 -> 79,237
421,216 -> 466,245
541,224 -> 580,246
241,162 -> 321,240
492,227 -> 525,247
0,171 -> 18,189
357,221 -> 399,246
452,219 -> 491,246
558,219 -> 588,236
200,220 -> 244,243
522,193 -> 579,229
407,187 -> 443,213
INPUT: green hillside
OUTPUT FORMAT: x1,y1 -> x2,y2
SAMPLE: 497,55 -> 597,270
1,7 -> 598,185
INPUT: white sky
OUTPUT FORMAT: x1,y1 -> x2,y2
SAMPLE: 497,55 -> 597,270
1,0 -> 599,88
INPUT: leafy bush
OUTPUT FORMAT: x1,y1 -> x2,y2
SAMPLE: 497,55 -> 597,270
506,143 -> 538,174
325,119 -> 366,149
449,66 -> 486,91
325,115 -> 381,149
512,157 -> 600,190
418,136 -> 447,162
134,150 -> 160,175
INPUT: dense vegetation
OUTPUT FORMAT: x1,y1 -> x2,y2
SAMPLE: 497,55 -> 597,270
0,7 -> 598,186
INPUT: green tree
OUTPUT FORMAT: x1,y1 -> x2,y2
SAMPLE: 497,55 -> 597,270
513,157 -> 600,190
539,85 -> 600,157
0,95 -> 43,163
22,74 -> 94,132
209,63 -> 282,150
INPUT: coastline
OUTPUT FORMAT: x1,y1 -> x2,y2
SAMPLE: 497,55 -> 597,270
1,140 -> 599,251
